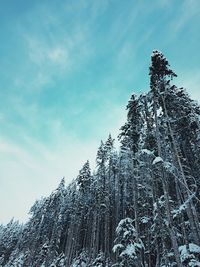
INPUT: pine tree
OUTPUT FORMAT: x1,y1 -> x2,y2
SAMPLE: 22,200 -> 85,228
113,218 -> 144,267
77,161 -> 91,193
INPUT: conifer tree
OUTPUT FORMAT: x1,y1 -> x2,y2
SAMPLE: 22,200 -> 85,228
113,218 -> 144,267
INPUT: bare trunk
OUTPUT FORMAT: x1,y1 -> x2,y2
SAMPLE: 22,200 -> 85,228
161,93 -> 200,245
153,99 -> 182,266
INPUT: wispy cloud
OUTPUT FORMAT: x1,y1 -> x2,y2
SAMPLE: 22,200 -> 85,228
48,47 -> 69,64
12,3 -> 94,92
170,0 -> 200,35
26,36 -> 72,70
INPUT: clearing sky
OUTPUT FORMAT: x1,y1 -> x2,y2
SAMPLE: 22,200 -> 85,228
0,0 -> 200,224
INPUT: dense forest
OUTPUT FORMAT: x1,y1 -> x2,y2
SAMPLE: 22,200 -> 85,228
1,51 -> 200,267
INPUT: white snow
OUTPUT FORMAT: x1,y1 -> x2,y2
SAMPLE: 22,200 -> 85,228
152,156 -> 163,165
120,244 -> 136,257
189,260 -> 200,267
163,161 -> 175,172
157,107 -> 163,116
172,193 -> 196,218
172,203 -> 187,218
179,243 -> 200,265
123,230 -> 130,238
141,216 -> 150,224
116,218 -> 134,234
113,244 -> 124,253
141,149 -> 154,155
187,244 -> 200,254
120,242 -> 143,258
71,260 -> 87,267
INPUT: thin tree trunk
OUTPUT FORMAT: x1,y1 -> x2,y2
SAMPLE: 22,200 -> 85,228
153,98 -> 182,267
161,93 -> 200,245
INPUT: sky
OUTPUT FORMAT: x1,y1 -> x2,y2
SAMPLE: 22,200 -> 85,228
0,0 -> 200,224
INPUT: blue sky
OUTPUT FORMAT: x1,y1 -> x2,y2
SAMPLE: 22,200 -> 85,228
0,0 -> 200,224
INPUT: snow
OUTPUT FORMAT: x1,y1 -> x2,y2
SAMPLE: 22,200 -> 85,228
123,230 -> 130,238
180,243 -> 200,254
189,260 -> 200,267
152,156 -> 163,165
120,244 -> 136,257
179,243 -> 200,265
163,161 -> 175,172
141,149 -> 154,155
71,261 -> 87,267
172,203 -> 187,218
167,252 -> 174,257
120,242 -> 143,258
113,244 -> 124,253
172,193 -> 196,218
157,107 -> 163,116
141,216 -> 150,224
116,218 -> 134,234
100,203 -> 107,209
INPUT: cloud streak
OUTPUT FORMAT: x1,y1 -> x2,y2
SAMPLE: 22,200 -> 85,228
170,0 -> 200,35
